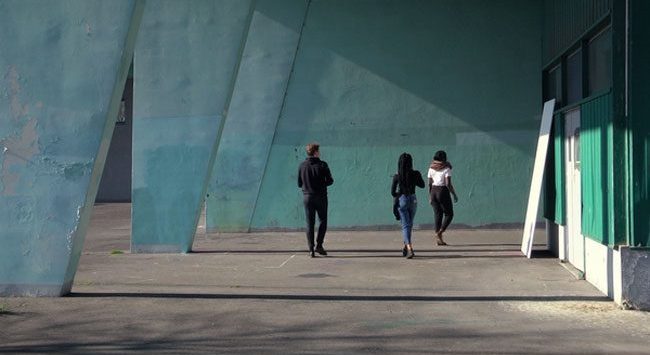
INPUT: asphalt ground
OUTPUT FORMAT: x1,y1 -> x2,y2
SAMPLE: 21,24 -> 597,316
1,203 -> 648,354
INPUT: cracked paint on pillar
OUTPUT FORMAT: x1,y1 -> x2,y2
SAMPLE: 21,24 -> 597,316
0,0 -> 142,296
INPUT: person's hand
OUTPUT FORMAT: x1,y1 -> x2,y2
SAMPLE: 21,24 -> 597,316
453,194 -> 458,203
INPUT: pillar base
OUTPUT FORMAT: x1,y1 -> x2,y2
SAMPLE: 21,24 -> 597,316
0,280 -> 73,297
621,247 -> 650,311
131,244 -> 189,254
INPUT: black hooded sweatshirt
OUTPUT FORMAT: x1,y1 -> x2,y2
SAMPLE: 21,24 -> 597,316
298,157 -> 334,195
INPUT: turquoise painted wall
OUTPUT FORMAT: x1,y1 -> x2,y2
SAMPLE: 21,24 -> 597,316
246,0 -> 543,230
581,93 -> 614,245
131,0 -> 253,252
0,0 -> 141,295
206,0 -> 309,232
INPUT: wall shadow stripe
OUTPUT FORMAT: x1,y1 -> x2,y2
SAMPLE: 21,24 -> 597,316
195,0 -> 258,239
248,0 -> 313,231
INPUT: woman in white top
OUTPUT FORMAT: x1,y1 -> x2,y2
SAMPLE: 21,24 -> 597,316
427,150 -> 458,245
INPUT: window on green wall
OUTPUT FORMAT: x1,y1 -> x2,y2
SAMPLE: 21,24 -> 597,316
566,49 -> 583,105
544,65 -> 562,106
588,27 -> 612,95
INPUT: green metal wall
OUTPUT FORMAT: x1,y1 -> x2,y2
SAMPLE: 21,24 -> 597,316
543,0 -> 611,64
629,0 -> 650,247
581,92 -> 613,245
245,0 -> 543,230
541,0 -> 628,247
544,113 -> 565,225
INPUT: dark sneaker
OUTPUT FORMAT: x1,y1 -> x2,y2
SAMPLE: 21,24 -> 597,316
406,250 -> 415,259
315,246 -> 328,256
402,245 -> 408,256
309,248 -> 315,258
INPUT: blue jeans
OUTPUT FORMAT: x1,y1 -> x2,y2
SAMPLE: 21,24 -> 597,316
398,194 -> 417,244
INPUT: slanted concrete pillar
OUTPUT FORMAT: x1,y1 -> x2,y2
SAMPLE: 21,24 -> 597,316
131,0 -> 254,253
206,0 -> 310,232
0,0 -> 144,296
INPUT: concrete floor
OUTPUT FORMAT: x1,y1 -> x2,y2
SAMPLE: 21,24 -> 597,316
1,203 -> 649,354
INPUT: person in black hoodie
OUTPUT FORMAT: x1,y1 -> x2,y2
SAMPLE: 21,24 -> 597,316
298,143 -> 334,257
391,153 -> 425,259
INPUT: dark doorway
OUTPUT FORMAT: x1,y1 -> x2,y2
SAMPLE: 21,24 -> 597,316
96,64 -> 133,202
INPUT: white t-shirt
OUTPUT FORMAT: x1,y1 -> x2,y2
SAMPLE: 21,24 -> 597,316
428,167 -> 451,187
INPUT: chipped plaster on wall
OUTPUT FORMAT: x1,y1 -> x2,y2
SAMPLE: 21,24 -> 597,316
1,66 -> 41,195
66,206 -> 82,252
1,65 -> 97,195
1,0 -> 144,296
621,248 -> 650,310
7,66 -> 29,122
2,118 -> 40,158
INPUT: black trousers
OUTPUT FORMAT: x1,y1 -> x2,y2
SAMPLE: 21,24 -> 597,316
430,186 -> 454,233
303,194 -> 328,250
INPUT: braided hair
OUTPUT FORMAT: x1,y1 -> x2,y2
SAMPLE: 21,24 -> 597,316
397,153 -> 414,193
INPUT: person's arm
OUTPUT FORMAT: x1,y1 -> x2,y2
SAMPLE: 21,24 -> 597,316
415,171 -> 425,188
322,163 -> 334,186
297,166 -> 303,188
391,175 -> 399,197
446,176 -> 458,202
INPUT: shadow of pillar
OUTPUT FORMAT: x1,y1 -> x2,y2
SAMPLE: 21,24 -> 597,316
206,0 -> 311,233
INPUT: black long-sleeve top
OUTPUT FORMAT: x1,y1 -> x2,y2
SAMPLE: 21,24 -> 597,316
298,157 -> 334,195
391,170 -> 424,197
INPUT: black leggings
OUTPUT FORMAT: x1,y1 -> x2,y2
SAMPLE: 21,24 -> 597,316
430,186 -> 454,233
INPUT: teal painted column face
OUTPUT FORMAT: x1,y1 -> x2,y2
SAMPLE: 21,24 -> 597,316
131,0 -> 253,252
252,0 -> 543,229
206,0 -> 309,233
0,0 -> 142,296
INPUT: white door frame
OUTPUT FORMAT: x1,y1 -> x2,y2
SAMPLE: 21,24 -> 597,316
564,109 -> 585,272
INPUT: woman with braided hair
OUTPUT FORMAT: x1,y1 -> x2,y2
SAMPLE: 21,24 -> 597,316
391,153 -> 425,259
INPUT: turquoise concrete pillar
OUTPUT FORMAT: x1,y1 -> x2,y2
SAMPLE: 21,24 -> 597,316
131,0 -> 253,252
206,0 -> 310,232
0,0 -> 143,296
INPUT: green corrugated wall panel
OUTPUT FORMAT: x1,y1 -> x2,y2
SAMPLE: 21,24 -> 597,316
629,0 -> 650,247
543,0 -> 611,64
581,92 -> 612,244
543,112 -> 565,225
